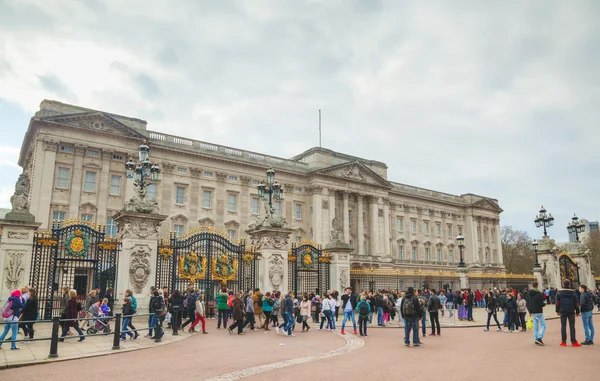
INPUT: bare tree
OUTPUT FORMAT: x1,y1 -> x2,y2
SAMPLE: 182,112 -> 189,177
584,231 -> 600,275
501,226 -> 535,273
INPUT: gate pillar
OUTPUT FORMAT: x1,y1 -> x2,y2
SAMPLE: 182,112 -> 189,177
246,227 -> 293,293
113,211 -> 167,309
325,242 -> 352,293
0,219 -> 41,302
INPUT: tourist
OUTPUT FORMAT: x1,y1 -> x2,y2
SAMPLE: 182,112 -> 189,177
242,290 -> 256,332
189,294 -> 208,334
400,287 -> 422,347
59,289 -> 85,342
483,290 -> 502,332
327,294 -> 337,329
82,290 -> 97,328
216,288 -> 229,329
0,289 -> 25,350
504,292 -> 517,332
148,287 -> 164,339
283,290 -> 295,336
375,291 -> 384,326
227,290 -> 234,320
59,286 -> 69,331
556,279 -> 581,347
253,288 -> 264,329
356,295 -> 370,336
340,287 -> 357,335
277,292 -> 288,333
382,291 -> 392,326
527,281 -> 546,345
466,289 -> 475,321
427,289 -> 441,336
317,294 -> 333,330
271,292 -> 281,327
19,288 -> 38,340
120,296 -> 135,342
335,293 -> 341,322
439,290 -> 447,318
579,284 -> 594,345
124,290 -> 139,339
416,290 -> 427,338
105,288 -> 114,316
169,290 -> 185,330
366,292 -> 375,326
475,289 -> 482,308
299,294 -> 311,332
517,292 -> 527,332
228,291 -> 246,335
310,294 -> 319,323
261,292 -> 273,330
181,287 -> 197,330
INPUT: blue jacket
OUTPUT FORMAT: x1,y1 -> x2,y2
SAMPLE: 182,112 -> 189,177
556,289 -> 580,314
4,296 -> 24,318
261,297 -> 273,312
284,295 -> 294,314
355,300 -> 371,315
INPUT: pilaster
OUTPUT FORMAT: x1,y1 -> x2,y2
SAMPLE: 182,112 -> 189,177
68,144 -> 87,219
357,194 -> 365,256
246,227 -> 293,292
38,140 -> 58,227
383,198 -> 390,257
96,149 -> 114,223
325,243 -> 353,293
342,191 -> 350,243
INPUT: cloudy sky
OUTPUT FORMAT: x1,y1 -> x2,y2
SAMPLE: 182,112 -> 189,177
0,0 -> 598,242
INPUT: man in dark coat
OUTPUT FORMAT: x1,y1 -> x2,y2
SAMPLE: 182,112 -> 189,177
228,291 -> 246,335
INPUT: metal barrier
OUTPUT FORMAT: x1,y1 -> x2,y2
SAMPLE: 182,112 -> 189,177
394,307 -> 457,327
0,312 -> 163,359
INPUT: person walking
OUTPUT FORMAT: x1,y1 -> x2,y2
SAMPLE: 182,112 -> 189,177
466,289 -> 475,321
19,288 -> 38,340
427,289 -> 441,336
242,290 -> 256,332
283,291 -> 295,336
317,295 -> 333,330
120,296 -> 135,342
400,287 -> 422,347
517,292 -> 527,332
252,289 -> 264,329
261,292 -> 273,330
527,281 -> 546,345
148,288 -> 164,339
299,295 -> 311,332
356,295 -> 371,337
579,284 -> 595,345
228,291 -> 246,335
505,292 -> 518,332
483,290 -> 502,332
216,288 -> 229,329
340,287 -> 358,335
181,287 -> 197,331
59,290 -> 85,342
0,289 -> 25,350
190,294 -> 208,334
556,279 -> 581,347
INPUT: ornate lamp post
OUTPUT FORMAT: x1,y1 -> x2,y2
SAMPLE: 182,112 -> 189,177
457,234 -> 466,268
532,239 -> 540,268
567,214 -> 585,242
257,167 -> 283,217
534,205 -> 554,237
125,140 -> 161,191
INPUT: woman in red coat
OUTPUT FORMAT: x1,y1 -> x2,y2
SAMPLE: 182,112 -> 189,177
59,290 -> 85,342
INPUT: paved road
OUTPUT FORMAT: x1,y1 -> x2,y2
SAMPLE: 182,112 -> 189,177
4,315 -> 599,381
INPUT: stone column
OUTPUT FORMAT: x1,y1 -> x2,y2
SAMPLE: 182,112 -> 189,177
342,192 -> 350,243
240,176 -> 252,228
96,149 -> 114,223
383,198 -> 390,257
246,227 -> 293,293
113,210 -> 167,309
329,189 -> 336,237
309,186 -> 323,243
68,144 -> 87,219
464,210 -> 477,265
533,267 -> 543,289
357,194 -> 365,256
0,219 -> 41,302
369,196 -> 380,256
325,242 -> 352,293
37,140 -> 59,227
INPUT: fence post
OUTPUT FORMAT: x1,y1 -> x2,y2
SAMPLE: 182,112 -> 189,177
154,312 -> 162,343
172,306 -> 179,336
112,313 -> 122,350
48,317 -> 60,358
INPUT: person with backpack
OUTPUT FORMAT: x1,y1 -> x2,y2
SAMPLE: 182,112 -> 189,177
253,288 -> 264,329
19,288 -> 38,340
261,292 -> 273,330
400,287 -> 422,347
0,289 -> 25,350
556,279 -> 581,347
216,288 -> 229,329
124,289 -> 139,339
356,295 -> 371,337
579,284 -> 594,345
148,287 -> 164,339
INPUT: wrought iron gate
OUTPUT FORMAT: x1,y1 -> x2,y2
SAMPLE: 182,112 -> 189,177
559,253 -> 580,288
288,241 -> 330,297
156,227 -> 258,302
30,219 -> 120,319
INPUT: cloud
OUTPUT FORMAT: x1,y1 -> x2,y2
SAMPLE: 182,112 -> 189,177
0,0 -> 599,242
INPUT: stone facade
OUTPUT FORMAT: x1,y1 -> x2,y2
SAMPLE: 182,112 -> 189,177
16,100 -> 506,288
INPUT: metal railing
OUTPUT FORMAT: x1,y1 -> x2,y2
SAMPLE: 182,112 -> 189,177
0,311 -> 166,359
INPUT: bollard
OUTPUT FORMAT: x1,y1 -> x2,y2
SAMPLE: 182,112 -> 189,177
112,313 -> 122,350
172,306 -> 179,336
48,316 -> 60,358
154,312 -> 162,343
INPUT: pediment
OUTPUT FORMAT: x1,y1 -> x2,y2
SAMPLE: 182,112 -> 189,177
79,202 -> 97,210
224,219 -> 240,228
294,227 -> 306,235
170,214 -> 189,222
315,161 -> 391,187
39,112 -> 146,139
472,198 -> 503,212
198,217 -> 216,227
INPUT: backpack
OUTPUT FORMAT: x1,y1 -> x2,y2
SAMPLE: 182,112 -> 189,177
273,299 -> 281,311
151,296 -> 162,313
1,300 -> 14,318
402,296 -> 417,317
359,302 -> 369,316
257,296 -> 263,307
186,294 -> 196,310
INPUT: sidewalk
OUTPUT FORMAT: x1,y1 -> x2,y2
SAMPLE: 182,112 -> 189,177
0,316 -> 192,369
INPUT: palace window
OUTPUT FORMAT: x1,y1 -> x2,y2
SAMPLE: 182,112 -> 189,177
174,224 -> 184,237
228,230 -> 236,240
178,168 -> 187,174
449,250 -> 454,263
274,201 -> 281,217
423,221 -> 429,234
447,225 -> 452,238
425,248 -> 430,261
147,183 -> 157,200
399,246 -> 404,260
295,204 -> 302,220
412,247 -> 417,260
397,218 -> 404,233
252,198 -> 259,214
203,190 -> 213,208
56,167 -> 70,189
204,172 -> 213,178
106,217 -> 117,237
60,145 -> 73,153
411,220 -> 417,234
110,175 -> 121,196
84,171 -> 97,192
80,214 -> 93,222
228,194 -> 237,212
229,175 -> 238,182
437,249 -> 442,262
86,150 -> 100,157
176,186 -> 185,205
53,211 -> 65,221
435,222 -> 441,236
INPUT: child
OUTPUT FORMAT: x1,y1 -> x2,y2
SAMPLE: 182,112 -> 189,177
100,298 -> 110,315
190,295 -> 208,334
356,295 -> 371,337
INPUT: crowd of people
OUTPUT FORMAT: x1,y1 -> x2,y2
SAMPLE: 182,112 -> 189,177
1,279 -> 598,350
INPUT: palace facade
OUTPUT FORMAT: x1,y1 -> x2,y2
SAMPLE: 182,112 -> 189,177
18,100 -> 507,290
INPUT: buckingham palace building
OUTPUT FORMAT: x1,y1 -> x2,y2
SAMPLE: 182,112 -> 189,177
14,100 -> 511,292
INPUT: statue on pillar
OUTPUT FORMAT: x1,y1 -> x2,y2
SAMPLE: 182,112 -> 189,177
5,170 -> 35,222
330,217 -> 344,243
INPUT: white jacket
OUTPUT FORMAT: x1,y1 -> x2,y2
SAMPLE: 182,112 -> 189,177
196,300 -> 205,316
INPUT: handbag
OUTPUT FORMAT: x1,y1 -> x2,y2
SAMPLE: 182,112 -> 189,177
526,316 -> 533,330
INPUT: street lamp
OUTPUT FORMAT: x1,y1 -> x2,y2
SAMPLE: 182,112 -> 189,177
125,140 -> 161,193
257,167 -> 283,217
457,234 -> 466,268
567,214 -> 585,242
532,239 -> 540,268
534,205 -> 554,237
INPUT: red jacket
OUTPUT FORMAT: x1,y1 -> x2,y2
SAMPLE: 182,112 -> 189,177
475,290 -> 482,301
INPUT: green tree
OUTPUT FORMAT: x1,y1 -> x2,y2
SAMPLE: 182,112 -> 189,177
584,231 -> 600,275
501,226 -> 535,274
